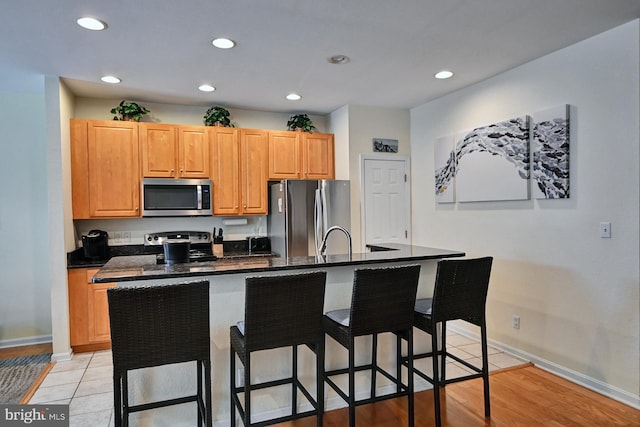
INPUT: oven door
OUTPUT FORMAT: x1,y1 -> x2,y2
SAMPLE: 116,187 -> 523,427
142,178 -> 212,216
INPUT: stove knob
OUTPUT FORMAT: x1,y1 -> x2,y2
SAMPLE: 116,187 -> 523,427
147,236 -> 153,242
153,235 -> 159,241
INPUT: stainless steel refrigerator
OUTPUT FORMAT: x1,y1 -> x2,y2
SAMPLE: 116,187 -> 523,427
268,180 -> 351,257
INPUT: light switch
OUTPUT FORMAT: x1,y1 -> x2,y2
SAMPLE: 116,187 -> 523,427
599,222 -> 611,238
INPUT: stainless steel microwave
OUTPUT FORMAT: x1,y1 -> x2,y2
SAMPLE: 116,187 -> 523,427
141,178 -> 212,217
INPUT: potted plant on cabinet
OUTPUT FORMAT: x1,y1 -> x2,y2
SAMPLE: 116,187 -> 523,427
203,106 -> 234,127
286,113 -> 316,132
110,100 -> 150,121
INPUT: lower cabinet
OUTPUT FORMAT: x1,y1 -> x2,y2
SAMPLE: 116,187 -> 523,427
68,268 -> 115,352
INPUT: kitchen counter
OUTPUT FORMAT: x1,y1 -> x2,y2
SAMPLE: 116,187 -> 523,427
88,243 -> 465,424
92,244 -> 465,283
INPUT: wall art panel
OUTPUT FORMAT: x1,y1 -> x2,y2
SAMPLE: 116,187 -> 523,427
455,116 -> 530,202
434,135 -> 455,203
531,105 -> 570,199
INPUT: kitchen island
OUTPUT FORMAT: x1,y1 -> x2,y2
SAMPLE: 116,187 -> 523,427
93,244 -> 464,426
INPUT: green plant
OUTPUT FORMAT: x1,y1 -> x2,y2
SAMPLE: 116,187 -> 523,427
286,113 -> 316,132
203,106 -> 234,127
110,100 -> 150,121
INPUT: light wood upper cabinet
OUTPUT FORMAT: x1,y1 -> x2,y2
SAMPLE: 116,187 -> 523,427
269,131 -> 301,179
71,119 -> 140,218
177,126 -> 210,178
268,131 -> 334,180
140,124 -> 209,178
302,132 -> 335,179
240,129 -> 269,214
211,128 -> 268,215
211,127 -> 240,215
140,123 -> 177,177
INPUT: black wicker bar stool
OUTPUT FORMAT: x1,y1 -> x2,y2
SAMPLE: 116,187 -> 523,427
323,264 -> 421,427
230,271 -> 327,426
107,281 -> 212,427
411,257 -> 493,427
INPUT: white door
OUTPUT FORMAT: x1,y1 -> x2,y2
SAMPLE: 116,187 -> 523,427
361,155 -> 411,247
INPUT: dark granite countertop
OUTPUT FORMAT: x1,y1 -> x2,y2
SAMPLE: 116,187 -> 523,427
91,244 -> 465,283
67,241 -> 276,269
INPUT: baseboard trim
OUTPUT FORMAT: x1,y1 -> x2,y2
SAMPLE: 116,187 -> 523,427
0,335 -> 52,349
448,324 -> 640,410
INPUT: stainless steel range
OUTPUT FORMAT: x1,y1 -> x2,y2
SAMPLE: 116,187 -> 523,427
144,231 -> 217,264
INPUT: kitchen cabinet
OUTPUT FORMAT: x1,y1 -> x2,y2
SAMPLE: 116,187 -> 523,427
71,119 -> 140,218
302,132 -> 335,179
140,123 -> 209,178
68,268 -> 115,352
268,131 -> 334,180
211,127 -> 268,215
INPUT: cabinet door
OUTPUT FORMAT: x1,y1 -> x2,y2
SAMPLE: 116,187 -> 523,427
87,121 -> 140,217
211,127 -> 240,215
68,269 -> 89,346
88,281 -> 116,344
178,126 -> 210,178
268,131 -> 301,179
303,133 -> 335,179
140,123 -> 178,177
71,119 -> 90,219
241,129 -> 269,214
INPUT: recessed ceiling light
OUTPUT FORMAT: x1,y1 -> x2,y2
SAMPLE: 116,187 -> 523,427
77,17 -> 107,31
100,75 -> 120,84
286,93 -> 301,101
434,70 -> 454,79
212,38 -> 235,49
328,55 -> 350,64
199,84 -> 216,92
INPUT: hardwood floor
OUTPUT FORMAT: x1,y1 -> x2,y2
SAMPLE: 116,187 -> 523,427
0,343 -> 52,360
279,365 -> 640,426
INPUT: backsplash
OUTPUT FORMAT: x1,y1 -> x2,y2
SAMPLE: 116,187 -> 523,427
74,216 -> 267,247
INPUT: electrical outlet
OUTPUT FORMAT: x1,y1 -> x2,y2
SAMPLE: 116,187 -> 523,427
123,231 -> 131,243
599,222 -> 611,238
513,315 -> 521,330
113,231 -> 123,244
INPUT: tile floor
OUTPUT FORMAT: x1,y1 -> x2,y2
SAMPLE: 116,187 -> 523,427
28,330 -> 527,426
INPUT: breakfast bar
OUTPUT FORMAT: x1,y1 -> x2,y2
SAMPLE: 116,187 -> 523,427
93,244 -> 464,425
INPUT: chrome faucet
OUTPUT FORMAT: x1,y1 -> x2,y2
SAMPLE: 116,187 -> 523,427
319,226 -> 352,258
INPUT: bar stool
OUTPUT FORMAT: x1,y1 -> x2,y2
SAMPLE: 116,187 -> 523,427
323,264 -> 421,427
230,271 -> 327,426
107,280 -> 212,427
412,257 -> 493,427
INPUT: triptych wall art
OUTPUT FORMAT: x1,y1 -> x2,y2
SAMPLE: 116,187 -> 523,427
434,104 -> 570,203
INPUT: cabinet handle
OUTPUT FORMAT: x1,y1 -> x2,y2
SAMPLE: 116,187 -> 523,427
235,205 -> 239,209
135,207 -> 139,211
243,204 -> 247,208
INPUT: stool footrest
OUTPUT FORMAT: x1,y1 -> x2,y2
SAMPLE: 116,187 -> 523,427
126,394 -> 200,414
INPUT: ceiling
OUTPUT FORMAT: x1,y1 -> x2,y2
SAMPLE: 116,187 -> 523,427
2,1 -> 639,114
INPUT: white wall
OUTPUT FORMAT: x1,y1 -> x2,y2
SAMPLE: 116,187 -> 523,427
0,84 -> 52,345
343,105 -> 411,252
46,77 -> 75,358
73,98 -> 328,132
411,20 -> 639,400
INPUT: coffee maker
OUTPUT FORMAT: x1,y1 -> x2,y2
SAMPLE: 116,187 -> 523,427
82,230 -> 109,260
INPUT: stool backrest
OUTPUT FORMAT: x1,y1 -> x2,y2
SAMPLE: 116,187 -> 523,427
349,264 -> 421,336
244,271 -> 327,351
431,257 -> 493,326
107,280 -> 210,371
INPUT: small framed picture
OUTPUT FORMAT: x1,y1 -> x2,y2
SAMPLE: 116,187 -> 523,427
372,138 -> 398,153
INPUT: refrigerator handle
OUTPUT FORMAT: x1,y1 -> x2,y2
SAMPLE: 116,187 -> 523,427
321,185 -> 329,233
314,188 -> 323,257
